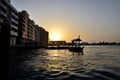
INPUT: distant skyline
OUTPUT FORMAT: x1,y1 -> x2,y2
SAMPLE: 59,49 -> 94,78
11,0 -> 120,42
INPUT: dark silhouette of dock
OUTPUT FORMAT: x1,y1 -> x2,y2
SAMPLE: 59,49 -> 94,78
45,46 -> 70,49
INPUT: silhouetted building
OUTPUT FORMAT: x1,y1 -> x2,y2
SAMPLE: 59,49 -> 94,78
5,0 -> 10,3
35,25 -> 48,47
44,31 -> 48,46
35,25 -> 40,46
28,19 -> 35,43
17,10 -> 29,45
0,0 -> 18,46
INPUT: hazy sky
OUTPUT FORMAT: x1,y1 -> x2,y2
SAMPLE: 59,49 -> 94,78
11,0 -> 120,42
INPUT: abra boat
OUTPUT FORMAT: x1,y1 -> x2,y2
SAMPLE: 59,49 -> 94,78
69,35 -> 84,52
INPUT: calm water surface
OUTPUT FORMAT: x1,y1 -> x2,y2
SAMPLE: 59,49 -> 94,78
9,45 -> 120,80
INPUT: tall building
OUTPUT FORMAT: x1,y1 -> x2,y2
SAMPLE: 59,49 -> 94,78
28,19 -> 35,43
0,0 -> 18,46
35,25 -> 49,47
35,25 -> 41,46
44,31 -> 48,46
17,10 -> 29,45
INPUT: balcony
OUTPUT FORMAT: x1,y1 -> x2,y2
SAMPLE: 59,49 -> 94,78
11,24 -> 18,30
11,30 -> 18,36
1,3 -> 7,10
0,11 -> 7,17
11,18 -> 18,24
11,12 -> 18,19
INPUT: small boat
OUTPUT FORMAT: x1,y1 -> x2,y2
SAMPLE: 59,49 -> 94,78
69,35 -> 84,52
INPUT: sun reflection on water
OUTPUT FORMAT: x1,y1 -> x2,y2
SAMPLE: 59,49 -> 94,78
31,50 -> 86,73
10,46 -> 120,80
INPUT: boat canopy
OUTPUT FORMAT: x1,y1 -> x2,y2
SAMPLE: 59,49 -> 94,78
72,35 -> 82,43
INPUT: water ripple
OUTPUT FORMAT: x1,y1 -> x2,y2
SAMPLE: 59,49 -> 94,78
10,45 -> 120,80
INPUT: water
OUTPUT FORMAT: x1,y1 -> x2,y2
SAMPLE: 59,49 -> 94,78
9,45 -> 120,80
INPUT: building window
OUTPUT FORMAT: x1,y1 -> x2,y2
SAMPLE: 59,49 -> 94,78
11,27 -> 17,32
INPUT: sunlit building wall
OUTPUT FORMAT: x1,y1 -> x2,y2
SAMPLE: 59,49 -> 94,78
0,0 -> 18,46
17,10 -> 29,45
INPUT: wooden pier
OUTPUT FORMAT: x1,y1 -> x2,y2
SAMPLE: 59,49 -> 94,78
45,46 -> 70,49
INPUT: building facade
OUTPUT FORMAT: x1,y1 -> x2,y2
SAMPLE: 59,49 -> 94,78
17,10 -> 36,45
0,0 -> 49,47
35,25 -> 49,47
0,0 -> 18,46
35,25 -> 40,46
28,19 -> 35,43
17,10 -> 29,45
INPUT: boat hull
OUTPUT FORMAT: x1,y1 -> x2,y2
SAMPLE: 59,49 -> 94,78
69,47 -> 84,52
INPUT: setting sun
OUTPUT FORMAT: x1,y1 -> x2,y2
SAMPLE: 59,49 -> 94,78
50,32 -> 61,41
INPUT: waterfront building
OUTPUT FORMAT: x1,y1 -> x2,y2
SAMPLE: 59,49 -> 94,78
44,31 -> 48,46
35,25 -> 40,46
35,25 -> 49,47
0,0 -> 18,46
28,19 -> 35,43
17,10 -> 29,45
